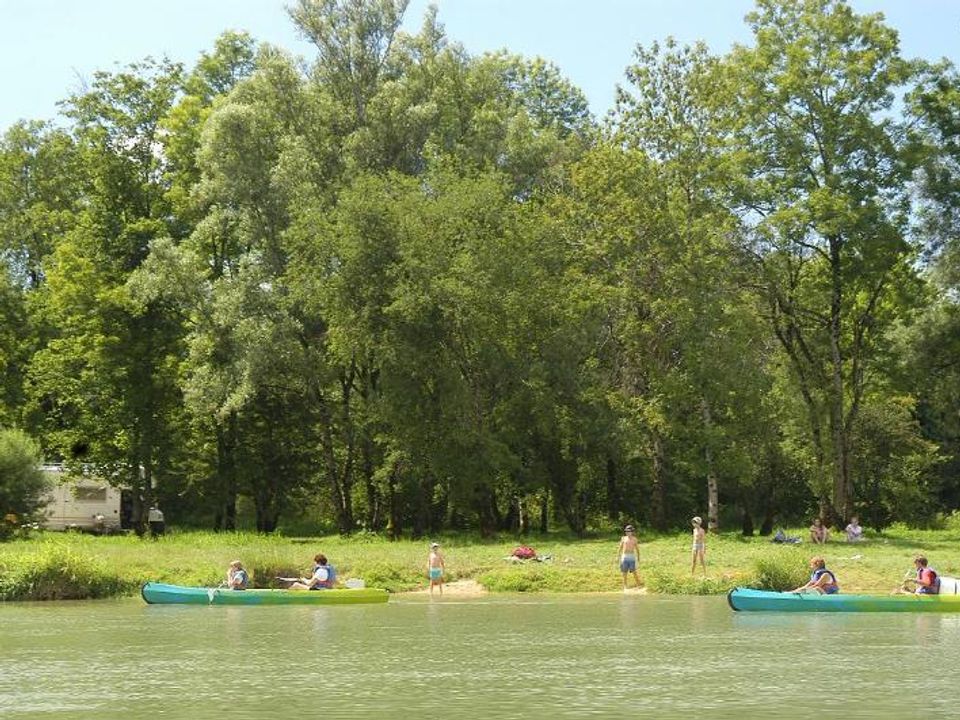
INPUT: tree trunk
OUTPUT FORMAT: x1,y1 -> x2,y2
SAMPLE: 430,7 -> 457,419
701,398 -> 719,532
606,456 -> 621,521
649,431 -> 667,531
828,236 -> 852,523
539,491 -> 549,533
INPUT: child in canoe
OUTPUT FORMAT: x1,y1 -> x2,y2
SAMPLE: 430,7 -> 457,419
226,560 -> 249,590
792,556 -> 839,594
897,555 -> 941,595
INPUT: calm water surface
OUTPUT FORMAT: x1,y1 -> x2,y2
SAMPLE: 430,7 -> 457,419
1,593 -> 958,719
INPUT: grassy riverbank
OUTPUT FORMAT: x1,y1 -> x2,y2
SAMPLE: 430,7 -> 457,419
1,525 -> 958,600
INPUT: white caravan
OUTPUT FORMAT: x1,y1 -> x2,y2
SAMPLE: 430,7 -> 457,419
40,464 -> 122,532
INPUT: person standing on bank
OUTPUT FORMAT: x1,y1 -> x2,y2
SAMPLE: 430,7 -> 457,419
691,516 -> 707,576
428,542 -> 445,596
618,525 -> 642,590
148,505 -> 165,536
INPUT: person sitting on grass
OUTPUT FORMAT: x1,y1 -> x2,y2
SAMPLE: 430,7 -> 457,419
845,516 -> 863,543
809,517 -> 828,544
287,554 -> 337,590
792,556 -> 839,594
898,555 -> 940,595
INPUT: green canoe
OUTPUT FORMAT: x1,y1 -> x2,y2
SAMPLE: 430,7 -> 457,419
728,586 -> 960,613
141,581 -> 389,606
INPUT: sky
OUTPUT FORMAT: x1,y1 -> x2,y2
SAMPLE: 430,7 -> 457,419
1,0 -> 959,131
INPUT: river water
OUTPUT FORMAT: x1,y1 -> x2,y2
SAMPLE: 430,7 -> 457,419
2,593 -> 958,719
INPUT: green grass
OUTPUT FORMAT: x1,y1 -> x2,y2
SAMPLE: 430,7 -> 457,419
0,525 -> 957,600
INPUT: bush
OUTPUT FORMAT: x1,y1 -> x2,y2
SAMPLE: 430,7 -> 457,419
478,565 -> 614,592
0,429 -> 49,540
347,561 -> 422,592
0,545 -> 131,600
645,570 -> 742,595
750,550 -> 808,591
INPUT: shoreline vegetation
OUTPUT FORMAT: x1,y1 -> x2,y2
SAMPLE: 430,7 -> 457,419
2,527 -> 959,601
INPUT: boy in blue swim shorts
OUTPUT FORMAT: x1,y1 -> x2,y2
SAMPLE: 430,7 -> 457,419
618,525 -> 642,590
428,542 -> 446,596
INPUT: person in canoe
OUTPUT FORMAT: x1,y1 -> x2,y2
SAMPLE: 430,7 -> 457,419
287,554 -> 337,590
226,559 -> 249,590
899,555 -> 940,595
791,556 -> 839,594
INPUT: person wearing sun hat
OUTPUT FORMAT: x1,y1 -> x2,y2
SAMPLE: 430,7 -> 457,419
617,524 -> 642,590
427,542 -> 446,596
691,516 -> 707,576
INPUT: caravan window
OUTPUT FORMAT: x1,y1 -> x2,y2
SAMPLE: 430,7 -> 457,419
73,487 -> 108,502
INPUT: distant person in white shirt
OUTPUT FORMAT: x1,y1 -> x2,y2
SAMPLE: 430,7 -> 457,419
845,516 -> 863,543
286,554 -> 336,590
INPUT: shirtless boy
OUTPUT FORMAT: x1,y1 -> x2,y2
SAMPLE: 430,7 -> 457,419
428,542 -> 446,596
618,525 -> 642,590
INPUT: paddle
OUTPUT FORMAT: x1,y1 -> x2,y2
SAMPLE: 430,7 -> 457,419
205,581 -> 227,603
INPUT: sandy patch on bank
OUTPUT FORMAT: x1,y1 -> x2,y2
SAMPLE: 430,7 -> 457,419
405,579 -> 488,596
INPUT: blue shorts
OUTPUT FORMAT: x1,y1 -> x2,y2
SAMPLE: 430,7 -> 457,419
429,568 -> 442,581
620,557 -> 637,573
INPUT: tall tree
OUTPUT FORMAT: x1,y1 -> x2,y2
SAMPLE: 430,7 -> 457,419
727,0 -> 921,522
26,59 -> 186,532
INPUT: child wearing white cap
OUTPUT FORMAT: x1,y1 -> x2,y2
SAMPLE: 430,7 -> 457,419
691,517 -> 706,575
428,542 -> 445,596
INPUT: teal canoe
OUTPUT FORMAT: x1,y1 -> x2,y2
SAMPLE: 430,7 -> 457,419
728,586 -> 960,613
141,582 -> 389,606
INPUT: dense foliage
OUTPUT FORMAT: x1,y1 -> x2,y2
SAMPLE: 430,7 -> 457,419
1,0 -> 958,537
0,429 -> 49,538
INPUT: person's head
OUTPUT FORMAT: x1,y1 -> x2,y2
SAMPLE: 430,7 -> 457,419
624,524 -> 635,535
810,556 -> 826,569
692,516 -> 702,528
314,553 -> 327,565
914,555 -> 928,568
850,516 -> 858,524
431,542 -> 439,550
813,518 -> 822,526
229,559 -> 242,569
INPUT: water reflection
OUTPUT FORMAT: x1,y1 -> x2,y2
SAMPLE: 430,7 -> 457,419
1,596 -> 959,719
